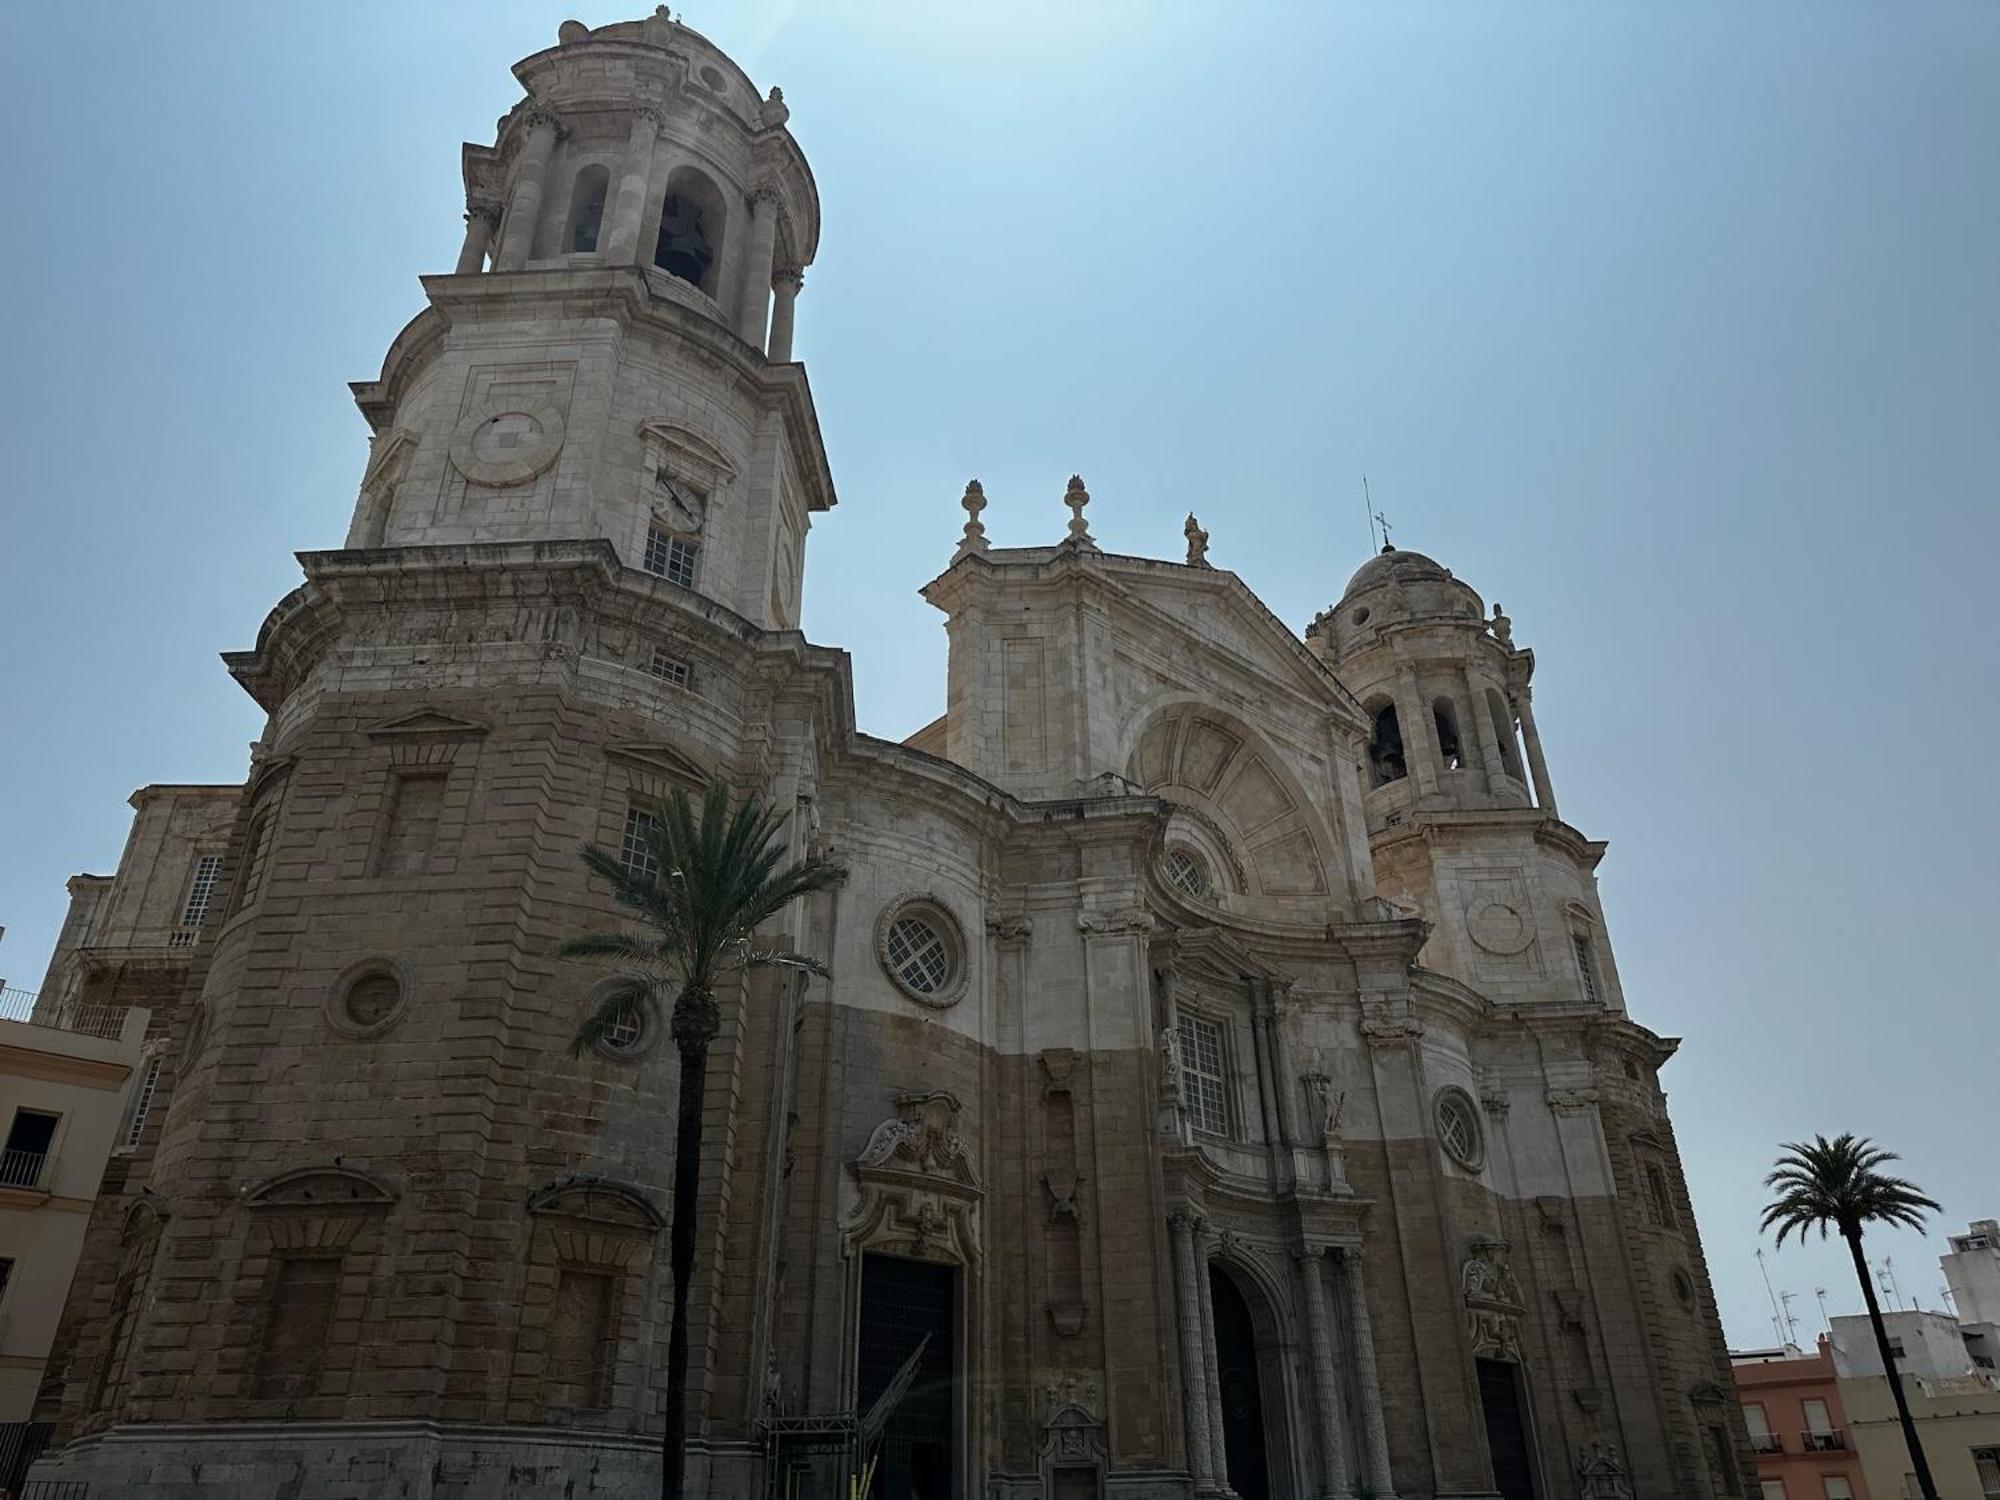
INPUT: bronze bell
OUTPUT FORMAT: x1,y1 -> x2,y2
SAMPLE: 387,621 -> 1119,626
655,194 -> 713,285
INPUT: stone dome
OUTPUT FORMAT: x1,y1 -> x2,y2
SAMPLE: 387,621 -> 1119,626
1341,546 -> 1452,600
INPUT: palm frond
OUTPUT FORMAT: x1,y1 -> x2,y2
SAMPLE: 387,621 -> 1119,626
567,971 -> 657,1058
734,946 -> 832,978
1760,1133 -> 1939,1247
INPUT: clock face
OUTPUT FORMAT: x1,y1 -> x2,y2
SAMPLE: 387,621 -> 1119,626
656,471 -> 706,531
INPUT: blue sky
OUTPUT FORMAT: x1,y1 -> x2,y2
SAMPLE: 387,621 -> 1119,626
2,2 -> 1995,1350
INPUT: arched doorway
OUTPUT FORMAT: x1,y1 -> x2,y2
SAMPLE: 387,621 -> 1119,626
1210,1264 -> 1273,1500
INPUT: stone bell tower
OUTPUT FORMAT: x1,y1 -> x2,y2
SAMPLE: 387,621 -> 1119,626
344,7 -> 833,629
1308,544 -> 1626,1013
30,15 -> 843,1496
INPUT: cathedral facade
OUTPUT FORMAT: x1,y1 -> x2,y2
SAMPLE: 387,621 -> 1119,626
29,15 -> 1755,1500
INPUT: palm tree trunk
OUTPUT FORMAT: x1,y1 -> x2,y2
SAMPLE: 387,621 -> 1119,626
1845,1225 -> 1937,1500
663,1005 -> 715,1500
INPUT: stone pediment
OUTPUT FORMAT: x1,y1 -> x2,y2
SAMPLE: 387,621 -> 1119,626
638,419 -> 739,488
1162,925 -> 1294,989
365,708 -> 490,739
606,741 -> 709,789
244,1164 -> 398,1211
527,1174 -> 665,1232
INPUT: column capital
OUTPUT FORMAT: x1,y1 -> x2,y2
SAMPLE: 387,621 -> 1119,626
629,102 -> 664,127
1166,1208 -> 1205,1234
519,104 -> 567,137
749,180 -> 784,207
1292,1243 -> 1333,1264
465,202 -> 503,229
772,263 -> 805,288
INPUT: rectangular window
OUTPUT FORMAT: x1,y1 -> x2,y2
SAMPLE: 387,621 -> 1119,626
238,809 -> 278,908
1645,1162 -> 1679,1227
254,1256 -> 341,1400
178,853 -> 223,930
1888,1337 -> 1906,1357
124,1056 -> 164,1149
647,647 -> 691,688
1822,1478 -> 1855,1500
1176,1014 -> 1229,1137
643,527 -> 699,589
1572,932 -> 1601,1003
548,1267 -> 617,1408
1,1108 -> 58,1189
1802,1397 -> 1833,1438
1761,1482 -> 1787,1500
1707,1425 -> 1741,1495
1973,1447 -> 2000,1500
376,771 -> 446,876
0,1257 -> 12,1306
619,805 -> 660,881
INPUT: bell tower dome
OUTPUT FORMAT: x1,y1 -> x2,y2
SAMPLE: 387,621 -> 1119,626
343,8 -> 833,631
1308,546 -> 1621,1011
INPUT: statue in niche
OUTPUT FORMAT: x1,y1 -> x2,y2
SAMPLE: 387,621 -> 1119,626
1159,1025 -> 1185,1106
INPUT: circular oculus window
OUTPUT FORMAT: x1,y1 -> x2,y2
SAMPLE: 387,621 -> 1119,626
876,899 -> 967,1008
1434,1087 -> 1485,1170
583,979 -> 657,1061
326,958 -> 414,1039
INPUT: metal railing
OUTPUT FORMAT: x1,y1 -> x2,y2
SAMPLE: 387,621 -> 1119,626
1800,1428 -> 1849,1451
0,1149 -> 47,1191
0,989 -> 128,1041
1748,1432 -> 1784,1454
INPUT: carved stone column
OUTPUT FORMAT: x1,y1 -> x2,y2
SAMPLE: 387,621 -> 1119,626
1396,666 -> 1440,798
735,184 -> 780,348
1196,1232 -> 1229,1492
767,265 -> 804,361
1341,1250 -> 1397,1499
602,106 -> 661,265
1169,1212 -> 1218,1488
1297,1247 -> 1356,1498
1514,685 -> 1558,815
1463,664 -> 1509,796
494,109 -> 562,271
455,202 -> 501,273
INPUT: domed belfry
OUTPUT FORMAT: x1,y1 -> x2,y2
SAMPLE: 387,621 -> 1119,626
31,15 -> 1756,1500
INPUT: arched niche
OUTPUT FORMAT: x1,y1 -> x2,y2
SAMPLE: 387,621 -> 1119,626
655,165 -> 728,297
566,162 -> 610,253
1125,702 -> 1335,908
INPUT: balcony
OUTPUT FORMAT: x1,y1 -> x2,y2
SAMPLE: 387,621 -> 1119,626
1748,1432 -> 1784,1455
0,1149 -> 48,1191
0,986 -> 130,1040
1800,1428 -> 1849,1452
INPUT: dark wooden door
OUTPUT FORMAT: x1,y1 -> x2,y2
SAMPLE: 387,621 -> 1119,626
1211,1266 -> 1272,1500
858,1253 -> 957,1500
1476,1358 -> 1540,1500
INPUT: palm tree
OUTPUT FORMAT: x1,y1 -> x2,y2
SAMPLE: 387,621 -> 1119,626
1762,1134 -> 1942,1500
562,781 -> 842,1500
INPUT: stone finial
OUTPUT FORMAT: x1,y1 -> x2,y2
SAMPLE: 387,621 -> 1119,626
1490,602 -> 1514,648
1183,513 -> 1210,568
558,19 -> 590,45
762,85 -> 790,127
1064,475 -> 1095,548
955,479 -> 989,559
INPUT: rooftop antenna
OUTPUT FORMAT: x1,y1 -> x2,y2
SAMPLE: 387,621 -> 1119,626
1780,1291 -> 1802,1347
1815,1286 -> 1832,1332
1757,1248 -> 1786,1345
1362,476 -> 1378,551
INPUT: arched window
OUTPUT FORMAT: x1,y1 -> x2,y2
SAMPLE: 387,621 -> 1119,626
655,168 -> 728,295
1485,689 -> 1524,780
1366,701 -> 1406,788
1432,697 -> 1464,772
566,163 -> 610,253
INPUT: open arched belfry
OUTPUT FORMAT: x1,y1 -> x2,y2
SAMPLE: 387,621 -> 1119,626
28,12 -> 1757,1499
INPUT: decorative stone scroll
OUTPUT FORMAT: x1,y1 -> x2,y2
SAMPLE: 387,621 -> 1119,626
1462,1235 -> 1527,1361
844,1091 -> 983,1264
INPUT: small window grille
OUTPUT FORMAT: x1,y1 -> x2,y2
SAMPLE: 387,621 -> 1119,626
643,527 -> 699,589
619,806 -> 660,881
238,810 -> 277,908
885,915 -> 953,995
1436,1089 -> 1483,1168
1572,933 -> 1601,1004
124,1056 -> 164,1148
1176,1015 -> 1229,1136
179,854 -> 223,930
647,648 -> 691,688
600,1007 -> 645,1053
1164,848 -> 1209,898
